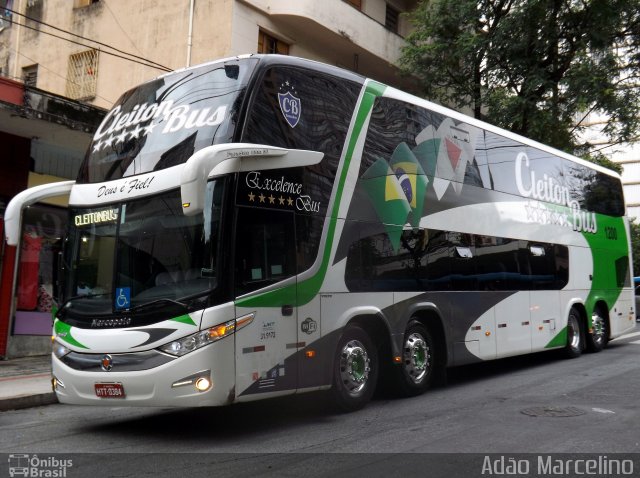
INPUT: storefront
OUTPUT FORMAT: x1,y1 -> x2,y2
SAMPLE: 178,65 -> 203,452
0,77 -> 105,358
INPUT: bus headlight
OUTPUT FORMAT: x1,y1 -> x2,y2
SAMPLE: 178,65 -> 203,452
158,313 -> 254,357
52,341 -> 71,359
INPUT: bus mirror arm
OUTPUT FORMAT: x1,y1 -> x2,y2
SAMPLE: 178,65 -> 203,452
3,180 -> 75,246
180,143 -> 324,216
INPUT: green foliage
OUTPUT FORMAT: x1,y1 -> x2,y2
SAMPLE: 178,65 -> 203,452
630,220 -> 640,277
401,0 -> 640,161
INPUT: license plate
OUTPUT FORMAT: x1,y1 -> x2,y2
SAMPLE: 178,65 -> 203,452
95,382 -> 125,398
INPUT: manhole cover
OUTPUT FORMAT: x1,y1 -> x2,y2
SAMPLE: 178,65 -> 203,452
521,406 -> 586,417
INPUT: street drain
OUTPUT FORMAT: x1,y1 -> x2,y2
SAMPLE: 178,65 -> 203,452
521,406 -> 586,418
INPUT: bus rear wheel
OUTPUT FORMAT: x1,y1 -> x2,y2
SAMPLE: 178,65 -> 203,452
586,307 -> 608,353
330,325 -> 378,412
564,308 -> 584,359
394,321 -> 435,397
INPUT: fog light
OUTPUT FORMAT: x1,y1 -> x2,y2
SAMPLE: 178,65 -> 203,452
172,370 -> 211,391
195,377 -> 211,392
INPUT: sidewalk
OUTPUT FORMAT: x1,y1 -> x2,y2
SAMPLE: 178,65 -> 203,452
0,355 -> 57,411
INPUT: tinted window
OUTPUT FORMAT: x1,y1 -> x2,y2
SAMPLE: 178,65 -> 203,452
234,207 -> 296,296
345,226 -> 427,292
242,65 -> 361,212
78,59 -> 257,183
345,226 -> 569,292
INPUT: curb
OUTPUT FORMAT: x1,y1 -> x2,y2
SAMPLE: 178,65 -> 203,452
0,392 -> 58,411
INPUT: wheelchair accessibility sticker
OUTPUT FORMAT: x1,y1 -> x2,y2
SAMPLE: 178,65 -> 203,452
115,287 -> 131,310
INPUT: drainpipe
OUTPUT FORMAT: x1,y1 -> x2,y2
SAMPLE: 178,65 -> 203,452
186,0 -> 195,67
11,0 -> 23,80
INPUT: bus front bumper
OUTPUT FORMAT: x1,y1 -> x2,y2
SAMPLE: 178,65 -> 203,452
51,339 -> 236,407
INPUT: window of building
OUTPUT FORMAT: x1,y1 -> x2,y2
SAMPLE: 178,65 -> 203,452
22,65 -> 38,88
343,0 -> 362,10
385,4 -> 400,33
0,0 -> 12,31
257,30 -> 289,55
74,0 -> 99,7
65,49 -> 98,100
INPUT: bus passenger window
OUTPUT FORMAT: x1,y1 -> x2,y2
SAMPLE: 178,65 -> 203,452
234,207 -> 296,295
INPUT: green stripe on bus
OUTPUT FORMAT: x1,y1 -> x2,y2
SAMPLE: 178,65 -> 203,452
545,213 -> 629,348
236,81 -> 387,308
54,319 -> 89,350
171,314 -> 197,326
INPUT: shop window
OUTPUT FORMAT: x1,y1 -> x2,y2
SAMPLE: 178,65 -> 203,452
14,204 -> 66,336
257,30 -> 289,55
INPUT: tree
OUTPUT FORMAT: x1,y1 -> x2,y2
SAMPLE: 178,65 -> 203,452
630,221 -> 640,277
400,0 -> 640,159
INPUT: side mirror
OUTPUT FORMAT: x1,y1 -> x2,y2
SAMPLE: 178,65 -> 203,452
180,144 -> 323,216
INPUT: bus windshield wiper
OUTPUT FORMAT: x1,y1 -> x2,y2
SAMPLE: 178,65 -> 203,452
128,298 -> 189,313
57,292 -> 112,315
176,285 -> 217,304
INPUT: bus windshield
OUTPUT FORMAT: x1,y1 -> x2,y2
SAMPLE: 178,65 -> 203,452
61,181 -> 224,324
77,58 -> 257,183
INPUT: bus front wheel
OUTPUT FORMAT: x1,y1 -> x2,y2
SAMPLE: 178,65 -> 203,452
330,325 -> 378,412
394,321 -> 435,397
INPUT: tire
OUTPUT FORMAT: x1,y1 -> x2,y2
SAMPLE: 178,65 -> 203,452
330,325 -> 378,412
394,321 -> 436,397
564,308 -> 584,359
586,307 -> 608,353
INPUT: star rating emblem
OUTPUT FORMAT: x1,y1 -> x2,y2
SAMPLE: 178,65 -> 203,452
129,124 -> 143,140
102,136 -> 115,148
258,193 -> 265,203
248,192 -> 255,202
287,197 -> 293,206
115,130 -> 129,144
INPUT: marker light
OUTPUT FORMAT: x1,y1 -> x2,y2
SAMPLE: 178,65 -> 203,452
159,313 -> 255,357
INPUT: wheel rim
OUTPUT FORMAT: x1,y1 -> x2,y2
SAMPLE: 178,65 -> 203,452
339,339 -> 371,396
568,315 -> 581,350
403,333 -> 430,384
591,312 -> 606,346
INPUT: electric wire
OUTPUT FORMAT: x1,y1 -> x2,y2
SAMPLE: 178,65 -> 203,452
4,6 -> 171,72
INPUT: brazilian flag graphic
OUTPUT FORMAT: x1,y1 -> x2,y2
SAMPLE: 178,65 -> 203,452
361,142 -> 430,251
389,143 -> 429,227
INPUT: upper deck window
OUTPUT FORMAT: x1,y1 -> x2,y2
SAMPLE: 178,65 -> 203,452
78,59 -> 258,183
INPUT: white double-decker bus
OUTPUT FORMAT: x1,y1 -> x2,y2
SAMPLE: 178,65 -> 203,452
5,55 -> 636,411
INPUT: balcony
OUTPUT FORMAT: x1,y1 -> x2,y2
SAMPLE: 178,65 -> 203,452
239,0 -> 418,89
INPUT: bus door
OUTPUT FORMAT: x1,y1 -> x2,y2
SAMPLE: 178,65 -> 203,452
233,206 -> 299,399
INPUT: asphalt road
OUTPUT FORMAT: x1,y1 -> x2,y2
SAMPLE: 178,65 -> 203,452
1,331 -> 639,477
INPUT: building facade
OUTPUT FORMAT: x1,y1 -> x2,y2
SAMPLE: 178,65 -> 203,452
0,0 -> 418,111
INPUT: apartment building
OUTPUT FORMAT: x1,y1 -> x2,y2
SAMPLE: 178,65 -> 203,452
1,0 -> 418,110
